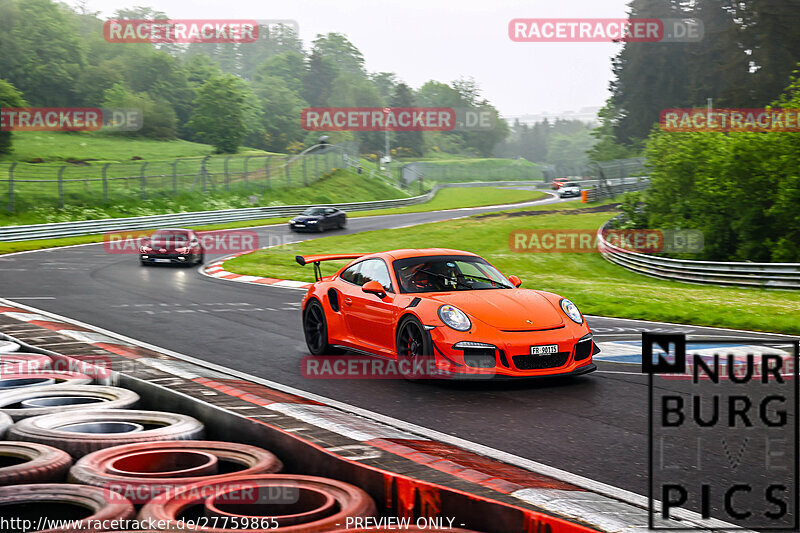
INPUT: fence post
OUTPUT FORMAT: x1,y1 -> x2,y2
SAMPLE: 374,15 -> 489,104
102,163 -> 110,202
314,153 -> 318,181
140,162 -> 148,200
8,163 -> 16,212
224,156 -> 231,191
57,166 -> 65,208
264,157 -> 271,192
285,155 -> 292,186
172,160 -> 178,195
201,156 -> 210,193
243,156 -> 251,189
301,154 -> 306,187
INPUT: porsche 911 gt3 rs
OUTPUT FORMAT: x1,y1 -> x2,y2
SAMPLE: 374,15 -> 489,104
297,248 -> 598,379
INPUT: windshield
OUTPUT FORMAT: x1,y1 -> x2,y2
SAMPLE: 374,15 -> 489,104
393,255 -> 514,293
151,231 -> 189,244
302,208 -> 326,216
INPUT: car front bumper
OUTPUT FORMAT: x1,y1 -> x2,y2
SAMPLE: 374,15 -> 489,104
139,254 -> 196,264
289,223 -> 321,232
425,323 -> 597,378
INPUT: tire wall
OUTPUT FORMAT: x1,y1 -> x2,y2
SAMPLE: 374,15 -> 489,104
117,374 -> 587,533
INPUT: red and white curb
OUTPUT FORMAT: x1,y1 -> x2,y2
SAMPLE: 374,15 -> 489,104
202,252 -> 312,290
0,297 -> 745,532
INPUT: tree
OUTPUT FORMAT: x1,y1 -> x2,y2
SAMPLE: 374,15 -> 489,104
0,79 -> 26,155
328,73 -> 385,152
371,72 -> 399,102
186,75 -> 248,153
255,51 -> 306,95
0,0 -> 86,106
239,23 -> 303,79
303,50 -> 338,106
102,84 -> 177,139
252,75 -> 307,152
310,33 -> 366,77
390,83 -> 423,156
610,0 -> 692,143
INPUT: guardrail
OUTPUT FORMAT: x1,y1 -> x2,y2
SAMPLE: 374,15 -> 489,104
597,220 -> 800,289
0,180 -> 546,242
584,178 -> 649,202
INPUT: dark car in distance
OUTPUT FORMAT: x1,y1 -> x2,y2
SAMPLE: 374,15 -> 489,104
289,207 -> 347,233
139,228 -> 204,266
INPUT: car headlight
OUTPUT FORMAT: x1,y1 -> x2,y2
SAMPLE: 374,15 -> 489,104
307,220 -> 318,224
560,298 -> 583,324
438,305 -> 471,331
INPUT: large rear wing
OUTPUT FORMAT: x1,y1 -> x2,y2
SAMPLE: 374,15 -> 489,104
295,253 -> 366,281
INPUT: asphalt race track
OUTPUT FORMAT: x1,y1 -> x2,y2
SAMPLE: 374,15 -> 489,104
1,192 -> 795,517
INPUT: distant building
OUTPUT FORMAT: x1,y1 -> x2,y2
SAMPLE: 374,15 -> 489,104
503,106 -> 601,125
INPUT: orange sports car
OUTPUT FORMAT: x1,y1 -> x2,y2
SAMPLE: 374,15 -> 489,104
297,248 -> 598,379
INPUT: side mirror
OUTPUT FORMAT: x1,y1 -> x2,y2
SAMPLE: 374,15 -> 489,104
508,275 -> 522,288
362,280 -> 386,298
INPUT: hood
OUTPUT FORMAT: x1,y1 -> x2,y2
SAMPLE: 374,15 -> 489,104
148,240 -> 189,252
432,289 -> 565,330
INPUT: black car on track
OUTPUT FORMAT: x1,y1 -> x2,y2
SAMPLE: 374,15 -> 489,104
289,207 -> 347,232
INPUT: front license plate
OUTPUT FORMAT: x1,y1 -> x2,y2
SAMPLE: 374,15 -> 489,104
154,258 -> 171,263
531,344 -> 558,355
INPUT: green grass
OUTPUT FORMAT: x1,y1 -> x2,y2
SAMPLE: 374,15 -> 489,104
0,168 -> 406,226
0,131 -> 267,163
0,186 -> 540,254
225,204 -> 800,335
352,187 -> 547,217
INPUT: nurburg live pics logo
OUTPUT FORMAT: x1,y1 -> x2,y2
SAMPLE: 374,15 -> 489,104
644,333 -> 800,530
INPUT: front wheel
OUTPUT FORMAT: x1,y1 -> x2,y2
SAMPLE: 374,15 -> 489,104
303,300 -> 341,355
396,316 -> 435,380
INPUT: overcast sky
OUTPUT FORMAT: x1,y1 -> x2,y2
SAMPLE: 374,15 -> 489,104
81,0 -> 632,116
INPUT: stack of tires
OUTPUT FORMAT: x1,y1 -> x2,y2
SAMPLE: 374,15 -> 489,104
0,349 -> 405,532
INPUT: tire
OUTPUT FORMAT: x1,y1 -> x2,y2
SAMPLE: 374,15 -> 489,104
396,315 -> 436,380
303,300 -> 342,356
139,474 -> 376,532
0,385 -> 140,421
0,483 -> 134,532
0,411 -> 11,439
338,217 -> 346,229
0,441 -> 72,485
196,253 -> 205,265
8,409 -> 205,458
0,370 -> 92,391
70,440 -> 283,505
0,352 -> 52,374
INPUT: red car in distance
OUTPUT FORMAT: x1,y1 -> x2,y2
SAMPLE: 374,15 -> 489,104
139,228 -> 205,266
551,177 -> 571,190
